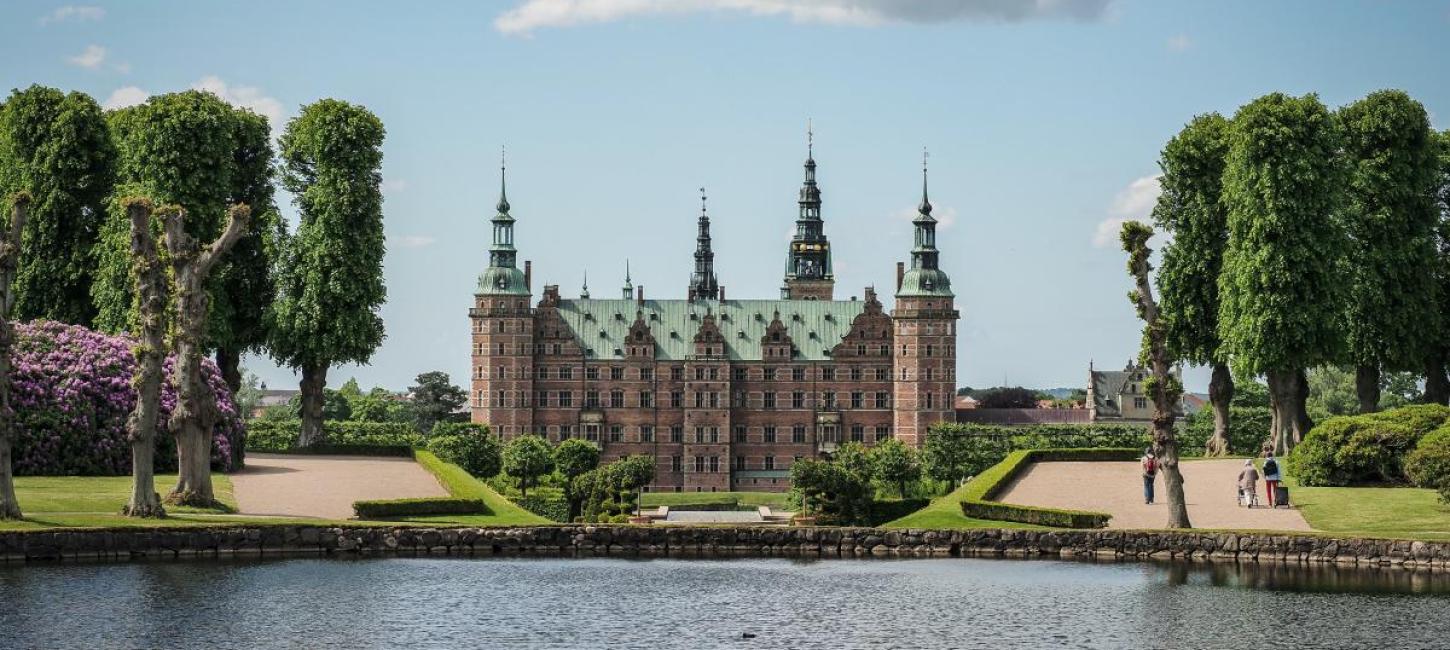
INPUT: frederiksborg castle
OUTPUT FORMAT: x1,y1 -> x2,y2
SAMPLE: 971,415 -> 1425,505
470,141 -> 958,492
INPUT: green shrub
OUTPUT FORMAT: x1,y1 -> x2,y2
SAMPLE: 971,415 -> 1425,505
515,495 -> 570,522
863,498 -> 930,526
1405,426 -> 1450,500
922,423 -> 1149,488
246,420 -> 423,452
1177,406 -> 1271,456
960,500 -> 1109,528
352,497 -> 488,519
427,427 -> 502,478
1288,405 -> 1449,486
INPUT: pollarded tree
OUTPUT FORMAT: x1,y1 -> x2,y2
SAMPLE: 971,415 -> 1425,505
555,437 -> 601,519
502,434 -> 553,498
1121,221 -> 1191,528
1152,113 -> 1235,456
0,85 -> 115,326
1338,90 -> 1442,414
1219,92 -> 1348,454
122,198 -> 167,518
869,437 -> 921,498
410,371 -> 467,434
0,192 -> 31,519
163,204 -> 251,507
1426,129 -> 1450,406
270,99 -> 387,448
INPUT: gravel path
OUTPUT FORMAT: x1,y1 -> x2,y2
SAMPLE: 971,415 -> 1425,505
231,453 -> 449,520
996,459 -> 1313,531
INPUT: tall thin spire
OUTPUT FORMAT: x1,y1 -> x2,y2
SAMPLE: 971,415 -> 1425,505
497,145 -> 510,214
807,118 -> 814,162
782,121 -> 833,298
689,186 -> 719,301
622,260 -> 633,299
896,147 -> 952,298
581,271 -> 590,299
479,149 -> 528,295
918,147 -> 932,215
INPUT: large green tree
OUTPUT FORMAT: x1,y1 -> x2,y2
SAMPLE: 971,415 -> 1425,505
1426,129 -> 1450,406
270,99 -> 386,447
1337,90 -> 1442,413
0,193 -> 31,519
1152,112 -> 1234,456
409,371 -> 467,434
1219,92 -> 1348,454
92,91 -> 280,387
0,85 -> 115,325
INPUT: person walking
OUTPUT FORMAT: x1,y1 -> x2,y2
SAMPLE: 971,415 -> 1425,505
1262,450 -> 1282,507
1140,449 -> 1157,505
1237,459 -> 1260,507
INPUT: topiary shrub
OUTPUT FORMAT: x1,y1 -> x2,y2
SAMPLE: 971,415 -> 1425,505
427,427 -> 502,478
10,320 -> 242,475
1288,404 -> 1450,487
1405,426 -> 1450,502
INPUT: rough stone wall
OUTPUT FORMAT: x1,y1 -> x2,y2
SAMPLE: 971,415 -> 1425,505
4,526 -> 1447,570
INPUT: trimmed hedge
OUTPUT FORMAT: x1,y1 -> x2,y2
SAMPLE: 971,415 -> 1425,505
864,498 -> 931,527
246,420 -> 423,452
353,497 -> 488,519
1177,406 -> 1272,456
961,500 -> 1110,528
1288,404 -> 1450,487
249,444 -> 415,457
1405,425 -> 1450,503
957,448 -> 1128,528
515,495 -> 570,522
427,427 -> 502,478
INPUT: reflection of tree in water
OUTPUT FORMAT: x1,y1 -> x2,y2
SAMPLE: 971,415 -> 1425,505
1151,560 -> 1450,595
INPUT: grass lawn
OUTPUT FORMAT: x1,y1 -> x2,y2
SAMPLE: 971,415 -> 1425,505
639,491 -> 790,509
388,451 -> 549,527
1286,478 -> 1450,541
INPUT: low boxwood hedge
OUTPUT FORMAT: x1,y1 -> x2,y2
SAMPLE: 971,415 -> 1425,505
247,420 -> 424,452
515,495 -> 570,522
961,500 -> 1109,528
352,497 -> 489,519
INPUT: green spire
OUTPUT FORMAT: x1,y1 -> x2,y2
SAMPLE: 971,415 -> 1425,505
897,148 -> 953,298
478,148 -> 529,296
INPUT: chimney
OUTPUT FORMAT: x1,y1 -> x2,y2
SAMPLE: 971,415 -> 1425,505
895,262 -> 905,292
719,285 -> 725,301
524,261 -> 532,291
636,285 -> 644,306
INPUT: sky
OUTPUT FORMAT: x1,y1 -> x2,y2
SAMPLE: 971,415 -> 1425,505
4,0 -> 1449,394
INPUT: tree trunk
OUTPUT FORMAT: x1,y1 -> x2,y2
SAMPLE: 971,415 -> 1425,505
0,193 -> 30,520
1294,367 -> 1314,445
216,347 -> 242,397
1355,364 -> 1381,414
163,205 -> 250,508
1425,353 -> 1450,406
298,362 -> 328,447
1121,223 -> 1191,528
123,199 -> 166,518
1204,363 -> 1234,457
1266,370 -> 1295,456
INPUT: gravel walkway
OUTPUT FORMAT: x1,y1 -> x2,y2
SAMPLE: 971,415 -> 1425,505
231,453 -> 448,520
996,459 -> 1312,531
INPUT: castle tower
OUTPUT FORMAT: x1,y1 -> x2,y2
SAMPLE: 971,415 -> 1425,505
782,124 -> 834,300
892,150 -> 958,447
688,188 -> 720,301
470,153 -> 535,438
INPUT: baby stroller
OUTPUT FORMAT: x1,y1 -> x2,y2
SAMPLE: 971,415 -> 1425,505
1237,484 -> 1259,508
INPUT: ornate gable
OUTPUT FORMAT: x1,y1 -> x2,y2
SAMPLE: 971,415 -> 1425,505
831,287 -> 893,358
760,310 -> 794,360
625,310 -> 657,359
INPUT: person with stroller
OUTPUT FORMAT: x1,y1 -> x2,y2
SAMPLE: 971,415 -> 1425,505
1262,449 -> 1283,507
1236,459 -> 1259,507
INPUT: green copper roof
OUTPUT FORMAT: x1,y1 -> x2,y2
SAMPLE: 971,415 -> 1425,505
477,266 -> 529,295
896,268 -> 954,298
554,298 -> 868,361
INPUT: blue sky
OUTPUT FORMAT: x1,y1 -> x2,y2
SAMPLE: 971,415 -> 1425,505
5,0 -> 1449,394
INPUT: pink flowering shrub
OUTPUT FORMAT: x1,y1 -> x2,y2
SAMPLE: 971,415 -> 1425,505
9,320 -> 243,475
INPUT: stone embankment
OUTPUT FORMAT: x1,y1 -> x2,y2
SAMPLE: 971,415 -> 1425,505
3,526 -> 1448,569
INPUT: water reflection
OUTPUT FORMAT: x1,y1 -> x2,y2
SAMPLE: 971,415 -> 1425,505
1150,560 -> 1450,595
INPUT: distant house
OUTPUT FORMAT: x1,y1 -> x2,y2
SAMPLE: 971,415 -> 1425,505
954,407 -> 1091,426
955,395 -> 979,410
1087,360 -> 1185,423
252,389 -> 299,418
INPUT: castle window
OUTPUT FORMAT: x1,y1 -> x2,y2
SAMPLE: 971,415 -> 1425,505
640,391 -> 654,408
496,390 -> 505,407
1134,397 -> 1148,409
926,393 -> 935,409
764,456 -> 776,471
850,367 -> 862,381
926,368 -> 934,381
671,426 -> 683,443
764,426 -> 777,443
875,426 -> 890,442
671,456 -> 682,473
823,392 -> 837,410
497,343 -> 505,355
734,367 -> 747,382
792,367 -> 804,382
900,368 -> 908,381
610,390 -> 624,408
495,321 -> 503,333
735,455 -> 746,471
764,392 -> 776,409
732,391 -> 744,408
822,367 -> 836,381
734,426 -> 747,443
586,390 -> 600,408
559,366 -> 573,380
695,456 -> 705,473
695,367 -> 705,380
857,344 -> 866,356
610,366 -> 623,380
876,392 -> 889,408
875,367 -> 889,381
586,367 -> 599,380
536,367 -> 549,380
901,344 -> 908,356
926,344 -> 934,358
792,391 -> 804,408
640,367 -> 654,381
609,425 -> 622,443
792,425 -> 806,443
710,392 -> 720,408
497,366 -> 505,380
671,391 -> 683,408
851,392 -> 863,409
694,392 -> 705,408
708,367 -> 719,380
641,425 -> 654,442
552,344 -> 561,355
709,456 -> 720,473
879,344 -> 889,356
558,391 -> 572,407
851,425 -> 864,443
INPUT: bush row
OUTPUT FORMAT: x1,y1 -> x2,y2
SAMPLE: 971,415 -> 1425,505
515,495 -> 570,522
960,500 -> 1110,528
352,497 -> 489,519
1288,404 -> 1450,486
245,420 -> 423,452
1405,426 -> 1450,503
862,498 -> 931,527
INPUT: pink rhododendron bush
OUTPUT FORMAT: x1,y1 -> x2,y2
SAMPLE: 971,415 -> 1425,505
9,320 -> 243,475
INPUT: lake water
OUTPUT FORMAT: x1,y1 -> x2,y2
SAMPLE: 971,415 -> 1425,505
2,557 -> 1448,649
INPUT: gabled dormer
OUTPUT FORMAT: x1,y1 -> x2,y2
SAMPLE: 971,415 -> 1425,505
625,311 -> 657,359
760,311 -> 794,360
831,287 -> 893,358
693,312 -> 726,358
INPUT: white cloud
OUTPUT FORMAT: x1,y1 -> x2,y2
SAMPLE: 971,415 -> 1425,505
495,0 -> 1112,35
102,86 -> 149,110
391,235 -> 437,249
191,76 -> 285,128
1092,174 -> 1160,248
39,5 -> 105,25
67,44 -> 106,69
1166,33 -> 1192,52
892,204 -> 958,230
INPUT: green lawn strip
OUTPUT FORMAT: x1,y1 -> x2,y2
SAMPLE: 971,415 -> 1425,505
639,491 -> 790,509
1282,476 -> 1450,541
12,473 -> 238,514
395,450 -> 549,526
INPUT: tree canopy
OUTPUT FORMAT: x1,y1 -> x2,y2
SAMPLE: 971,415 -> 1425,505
409,371 -> 467,434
